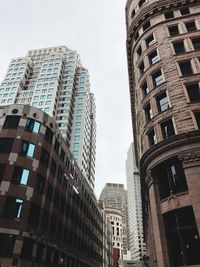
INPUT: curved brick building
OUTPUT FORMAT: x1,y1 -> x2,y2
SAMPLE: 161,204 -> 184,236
0,104 -> 102,267
126,0 -> 200,266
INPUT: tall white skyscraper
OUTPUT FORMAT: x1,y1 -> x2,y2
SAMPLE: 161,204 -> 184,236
126,143 -> 146,263
0,45 -> 96,188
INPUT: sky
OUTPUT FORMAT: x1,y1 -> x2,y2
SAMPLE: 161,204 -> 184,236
0,0 -> 133,197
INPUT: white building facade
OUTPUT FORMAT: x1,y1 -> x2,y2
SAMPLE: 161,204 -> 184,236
99,183 -> 129,259
0,46 -> 96,189
126,143 -> 146,262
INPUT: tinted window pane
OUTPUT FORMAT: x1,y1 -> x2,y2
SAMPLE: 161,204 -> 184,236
3,116 -> 20,129
0,234 -> 16,257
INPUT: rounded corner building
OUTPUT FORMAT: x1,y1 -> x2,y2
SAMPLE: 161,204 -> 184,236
126,0 -> 200,266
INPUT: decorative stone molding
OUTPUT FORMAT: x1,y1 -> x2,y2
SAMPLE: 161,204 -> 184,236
146,169 -> 154,188
179,152 -> 200,166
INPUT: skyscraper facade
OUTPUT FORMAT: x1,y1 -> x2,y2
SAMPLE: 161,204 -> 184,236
126,0 -> 200,266
0,46 -> 96,189
126,143 -> 146,263
99,183 -> 129,258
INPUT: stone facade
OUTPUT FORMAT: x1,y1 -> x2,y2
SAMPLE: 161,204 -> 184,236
126,0 -> 200,266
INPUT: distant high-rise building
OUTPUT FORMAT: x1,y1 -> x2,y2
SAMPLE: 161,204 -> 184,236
99,183 -> 129,258
126,0 -> 200,266
126,143 -> 146,262
0,46 -> 96,189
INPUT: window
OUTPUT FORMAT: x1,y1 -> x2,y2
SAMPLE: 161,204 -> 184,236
0,162 -> 5,183
186,83 -> 200,102
35,174 -> 45,193
185,21 -> 196,32
54,139 -> 60,154
194,112 -> 200,129
3,116 -> 20,129
139,62 -> 145,74
20,238 -> 34,260
19,141 -> 35,157
180,6 -> 190,15
138,0 -> 146,8
148,129 -> 156,146
51,159 -> 57,175
28,203 -> 40,225
137,46 -> 142,57
157,92 -> 169,112
192,37 -> 200,50
0,138 -> 14,153
2,197 -> 24,219
146,34 -> 156,47
179,61 -> 193,75
168,25 -> 179,36
152,70 -> 165,86
145,104 -> 153,122
11,166 -> 30,185
173,41 -> 185,54
148,50 -> 159,65
0,234 -> 16,258
163,207 -> 200,266
154,158 -> 188,200
40,148 -> 49,166
164,11 -> 174,19
25,118 -> 40,133
46,183 -> 53,201
44,127 -> 53,144
141,81 -> 149,96
161,119 -> 175,138
143,20 -> 151,31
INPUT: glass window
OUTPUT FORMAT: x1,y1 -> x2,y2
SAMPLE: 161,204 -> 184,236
148,129 -> 156,146
156,92 -> 169,112
164,11 -> 174,19
168,25 -> 179,36
3,116 -> 20,129
194,112 -> 200,129
11,166 -> 30,185
152,70 -> 165,86
146,34 -> 156,47
173,41 -> 185,54
2,197 -> 24,219
185,21 -> 196,32
73,143 -> 79,148
145,103 -> 153,122
163,207 -> 200,266
141,81 -> 149,96
179,61 -> 193,75
148,50 -> 159,65
0,164 -> 6,182
40,148 -> 49,166
25,118 -> 40,133
143,20 -> 151,31
19,141 -> 35,157
192,37 -> 200,50
139,61 -> 145,74
161,119 -> 175,138
180,6 -> 190,15
0,234 -> 16,258
186,83 -> 200,102
44,127 -> 53,143
0,138 -> 14,153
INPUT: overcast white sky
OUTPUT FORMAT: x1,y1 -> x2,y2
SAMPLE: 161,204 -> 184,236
0,0 -> 133,197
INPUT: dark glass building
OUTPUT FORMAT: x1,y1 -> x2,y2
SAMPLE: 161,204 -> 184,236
0,104 -> 102,267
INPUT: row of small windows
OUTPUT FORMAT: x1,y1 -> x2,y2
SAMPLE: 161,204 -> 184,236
147,111 -> 200,147
132,4 -> 192,40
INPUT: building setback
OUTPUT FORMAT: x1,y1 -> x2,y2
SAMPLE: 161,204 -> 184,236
126,143 -> 146,263
0,104 -> 102,267
0,46 -> 96,189
126,0 -> 200,266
